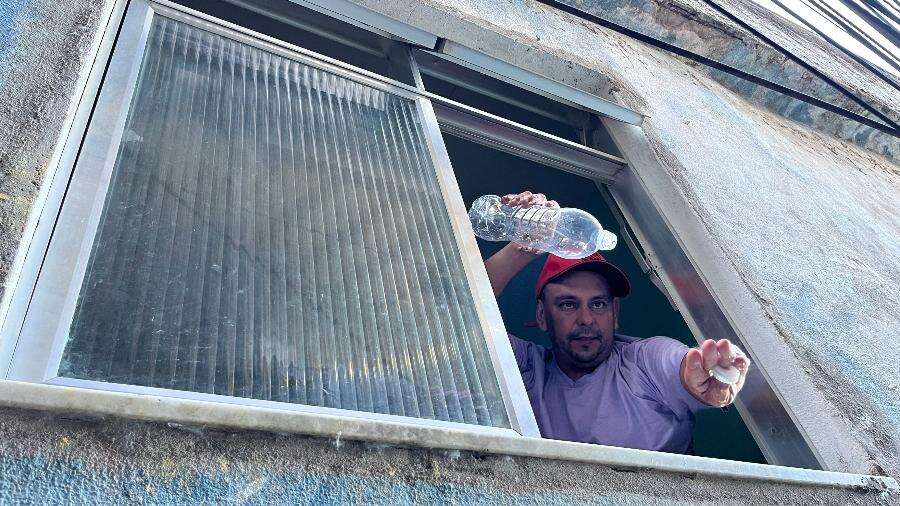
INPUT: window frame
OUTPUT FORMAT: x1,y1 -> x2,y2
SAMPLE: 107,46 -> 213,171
0,0 -> 540,438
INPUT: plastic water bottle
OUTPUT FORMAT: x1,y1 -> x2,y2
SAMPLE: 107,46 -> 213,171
468,195 -> 617,259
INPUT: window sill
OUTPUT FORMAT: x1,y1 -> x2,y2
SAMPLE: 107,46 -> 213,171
0,379 -> 895,493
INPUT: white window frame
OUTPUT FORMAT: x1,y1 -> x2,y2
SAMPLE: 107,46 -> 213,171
0,0 -> 539,438
0,0 -> 896,493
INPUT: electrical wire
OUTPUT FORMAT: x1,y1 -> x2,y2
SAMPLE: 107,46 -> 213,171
533,0 -> 899,137
774,0 -> 900,89
800,0 -> 900,73
832,0 -> 900,64
860,0 -> 900,25
837,0 -> 900,46
698,0 -> 899,130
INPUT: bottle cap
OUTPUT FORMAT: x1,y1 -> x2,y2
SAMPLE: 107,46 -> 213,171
711,365 -> 741,385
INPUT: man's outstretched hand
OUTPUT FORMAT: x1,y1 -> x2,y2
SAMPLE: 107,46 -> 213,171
680,339 -> 750,407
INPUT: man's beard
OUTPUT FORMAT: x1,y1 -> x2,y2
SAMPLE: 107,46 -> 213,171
546,314 -> 610,366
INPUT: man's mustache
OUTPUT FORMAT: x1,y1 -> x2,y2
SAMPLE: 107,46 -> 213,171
567,331 -> 603,341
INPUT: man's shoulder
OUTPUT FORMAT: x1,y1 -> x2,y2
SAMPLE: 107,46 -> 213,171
508,333 -> 550,359
614,335 -> 689,365
616,334 -> 686,348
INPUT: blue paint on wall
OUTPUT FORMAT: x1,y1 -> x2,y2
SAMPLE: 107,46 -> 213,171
0,456 -> 625,505
0,0 -> 31,65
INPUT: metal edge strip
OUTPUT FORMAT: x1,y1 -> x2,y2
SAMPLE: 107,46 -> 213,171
432,103 -> 623,181
433,40 -> 644,126
285,0 -> 438,48
48,376 -> 522,436
600,118 -> 833,469
414,97 -> 542,438
0,0 -> 132,376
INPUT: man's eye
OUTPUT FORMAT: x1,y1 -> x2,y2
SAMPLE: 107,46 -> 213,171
559,302 -> 576,310
591,301 -> 609,310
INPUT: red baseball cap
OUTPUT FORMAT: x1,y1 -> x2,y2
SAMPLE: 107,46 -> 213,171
534,252 -> 631,300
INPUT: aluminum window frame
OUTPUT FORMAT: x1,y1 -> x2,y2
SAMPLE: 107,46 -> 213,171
0,0 -> 539,438
594,172 -> 822,468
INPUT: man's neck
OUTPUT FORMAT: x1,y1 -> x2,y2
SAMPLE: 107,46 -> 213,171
556,357 -> 600,381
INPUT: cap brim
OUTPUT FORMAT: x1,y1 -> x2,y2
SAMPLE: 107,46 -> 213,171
546,261 -> 631,298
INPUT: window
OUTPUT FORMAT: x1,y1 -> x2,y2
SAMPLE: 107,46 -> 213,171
445,136 -> 765,463
1,0 -> 536,436
408,26 -> 818,469
0,0 -> 824,474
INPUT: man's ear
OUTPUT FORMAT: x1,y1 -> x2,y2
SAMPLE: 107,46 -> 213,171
536,299 -> 548,331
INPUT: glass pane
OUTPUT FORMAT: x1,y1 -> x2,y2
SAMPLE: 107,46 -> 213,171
58,15 -> 510,428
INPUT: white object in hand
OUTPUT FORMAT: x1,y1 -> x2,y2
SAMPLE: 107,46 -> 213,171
468,195 -> 617,259
711,365 -> 741,385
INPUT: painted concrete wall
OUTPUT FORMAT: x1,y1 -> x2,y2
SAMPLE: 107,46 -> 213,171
0,407 -> 891,504
0,0 -> 899,501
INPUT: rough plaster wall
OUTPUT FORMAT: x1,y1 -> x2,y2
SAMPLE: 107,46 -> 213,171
348,0 -> 900,477
0,408 -> 894,504
0,0 -> 111,302
560,0 -> 900,161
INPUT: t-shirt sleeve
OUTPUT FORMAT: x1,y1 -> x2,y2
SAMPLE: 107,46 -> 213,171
635,337 -> 708,417
507,333 -> 533,374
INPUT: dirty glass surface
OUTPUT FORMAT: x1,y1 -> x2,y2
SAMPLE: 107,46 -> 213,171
59,15 -> 510,428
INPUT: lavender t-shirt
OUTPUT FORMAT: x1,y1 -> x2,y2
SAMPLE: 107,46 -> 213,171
509,333 -> 707,453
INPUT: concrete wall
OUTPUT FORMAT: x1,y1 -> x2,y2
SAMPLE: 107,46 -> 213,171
0,0 -> 113,296
1,0 -> 899,501
0,407 -> 890,504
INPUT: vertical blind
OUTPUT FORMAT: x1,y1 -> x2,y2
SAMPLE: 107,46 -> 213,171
60,15 -> 510,428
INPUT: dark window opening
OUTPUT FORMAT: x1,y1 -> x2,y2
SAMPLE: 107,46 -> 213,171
446,133 -> 766,463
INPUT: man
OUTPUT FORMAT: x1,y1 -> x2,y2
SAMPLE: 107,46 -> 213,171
484,191 -> 750,453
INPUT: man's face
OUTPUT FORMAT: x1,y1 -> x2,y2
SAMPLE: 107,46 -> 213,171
537,270 -> 618,374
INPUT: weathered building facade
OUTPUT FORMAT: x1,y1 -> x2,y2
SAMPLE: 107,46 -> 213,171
1,0 -> 898,503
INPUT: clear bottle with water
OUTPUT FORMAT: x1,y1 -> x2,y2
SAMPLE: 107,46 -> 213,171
468,195 -> 617,259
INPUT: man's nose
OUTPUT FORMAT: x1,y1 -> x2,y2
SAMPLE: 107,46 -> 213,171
576,306 -> 594,325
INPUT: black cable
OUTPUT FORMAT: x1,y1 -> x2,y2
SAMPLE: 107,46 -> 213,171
882,0 -> 900,17
806,0 -> 900,77
859,0 -> 899,25
887,0 -> 900,16
839,0 -> 900,46
533,0 -> 899,137
861,0 -> 900,27
774,0 -> 900,90
836,0 -> 900,65
803,0 -> 900,73
698,0 -> 899,130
